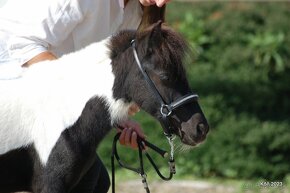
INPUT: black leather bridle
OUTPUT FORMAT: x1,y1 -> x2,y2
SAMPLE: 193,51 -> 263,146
111,39 -> 199,193
131,39 -> 199,138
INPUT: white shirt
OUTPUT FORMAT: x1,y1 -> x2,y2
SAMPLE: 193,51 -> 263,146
0,0 -> 142,79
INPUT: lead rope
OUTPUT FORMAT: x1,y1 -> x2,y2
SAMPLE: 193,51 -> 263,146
167,135 -> 176,175
111,129 -> 176,193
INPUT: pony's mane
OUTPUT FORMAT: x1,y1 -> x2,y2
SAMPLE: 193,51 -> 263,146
109,25 -> 189,82
109,30 -> 136,59
149,25 -> 189,82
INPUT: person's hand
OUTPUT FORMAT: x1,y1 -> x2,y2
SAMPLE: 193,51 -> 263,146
139,0 -> 170,7
118,119 -> 145,149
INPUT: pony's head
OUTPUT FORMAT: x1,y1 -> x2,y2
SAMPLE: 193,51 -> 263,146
110,21 -> 209,146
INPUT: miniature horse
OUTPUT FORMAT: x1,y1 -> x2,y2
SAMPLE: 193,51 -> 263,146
0,22 -> 209,193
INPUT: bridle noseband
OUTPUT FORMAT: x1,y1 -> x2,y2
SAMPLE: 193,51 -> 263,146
111,39 -> 199,193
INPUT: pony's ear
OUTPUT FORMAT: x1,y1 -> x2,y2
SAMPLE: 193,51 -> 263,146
146,20 -> 163,51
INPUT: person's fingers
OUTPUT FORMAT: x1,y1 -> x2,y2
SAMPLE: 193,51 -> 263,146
132,125 -> 145,139
119,127 -> 127,145
139,0 -> 155,6
131,131 -> 138,149
120,120 -> 145,139
139,0 -> 170,7
117,119 -> 147,149
119,128 -> 139,148
156,0 -> 168,7
127,121 -> 145,139
124,128 -> 133,146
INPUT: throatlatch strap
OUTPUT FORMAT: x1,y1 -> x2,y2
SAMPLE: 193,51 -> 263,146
132,40 -> 166,106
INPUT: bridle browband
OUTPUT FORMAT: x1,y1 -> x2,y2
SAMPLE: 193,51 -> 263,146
111,39 -> 199,193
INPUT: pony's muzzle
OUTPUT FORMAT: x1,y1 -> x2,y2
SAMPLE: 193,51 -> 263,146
180,116 -> 209,146
196,122 -> 209,142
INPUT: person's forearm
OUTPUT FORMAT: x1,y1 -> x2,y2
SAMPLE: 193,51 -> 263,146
22,51 -> 57,67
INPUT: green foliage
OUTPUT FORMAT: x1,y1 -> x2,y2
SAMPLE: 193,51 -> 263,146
247,32 -> 286,72
99,2 -> 290,182
177,12 -> 212,58
166,2 -> 290,181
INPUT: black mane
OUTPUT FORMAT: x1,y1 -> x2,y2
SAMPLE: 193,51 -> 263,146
109,30 -> 136,59
149,25 -> 189,82
109,25 -> 189,83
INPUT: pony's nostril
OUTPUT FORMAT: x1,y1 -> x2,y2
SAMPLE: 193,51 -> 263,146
197,123 -> 208,137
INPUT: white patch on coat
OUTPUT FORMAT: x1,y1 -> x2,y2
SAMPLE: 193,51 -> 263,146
0,38 -> 130,164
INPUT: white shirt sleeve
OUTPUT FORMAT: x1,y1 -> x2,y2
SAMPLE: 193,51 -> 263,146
1,0 -> 143,69
1,0 -> 84,66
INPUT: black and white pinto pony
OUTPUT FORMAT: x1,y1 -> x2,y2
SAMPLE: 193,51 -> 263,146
0,22 -> 209,193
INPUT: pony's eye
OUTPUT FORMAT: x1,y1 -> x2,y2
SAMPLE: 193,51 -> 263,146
159,73 -> 170,81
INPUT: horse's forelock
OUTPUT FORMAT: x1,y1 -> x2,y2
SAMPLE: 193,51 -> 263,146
162,27 -> 188,78
143,26 -> 189,82
109,30 -> 136,59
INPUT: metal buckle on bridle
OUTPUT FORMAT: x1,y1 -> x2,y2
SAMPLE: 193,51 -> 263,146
160,104 -> 172,117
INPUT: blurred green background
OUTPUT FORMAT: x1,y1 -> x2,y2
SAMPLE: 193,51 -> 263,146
99,1 -> 290,190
